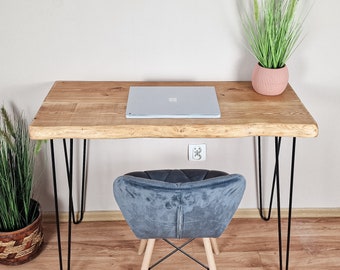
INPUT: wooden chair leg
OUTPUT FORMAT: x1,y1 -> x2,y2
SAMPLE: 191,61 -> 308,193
203,238 -> 217,270
141,239 -> 155,270
210,238 -> 220,255
138,239 -> 148,255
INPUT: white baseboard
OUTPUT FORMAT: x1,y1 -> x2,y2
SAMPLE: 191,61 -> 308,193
42,208 -> 340,223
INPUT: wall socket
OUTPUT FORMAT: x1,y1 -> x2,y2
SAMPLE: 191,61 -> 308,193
188,144 -> 206,161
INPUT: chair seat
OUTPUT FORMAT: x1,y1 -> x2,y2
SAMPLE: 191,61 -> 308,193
113,169 -> 245,270
126,169 -> 229,183
114,169 -> 245,239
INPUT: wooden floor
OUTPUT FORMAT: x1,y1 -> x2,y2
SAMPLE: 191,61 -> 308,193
8,218 -> 340,270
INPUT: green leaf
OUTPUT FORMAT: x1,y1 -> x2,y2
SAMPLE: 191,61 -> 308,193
241,0 -> 306,69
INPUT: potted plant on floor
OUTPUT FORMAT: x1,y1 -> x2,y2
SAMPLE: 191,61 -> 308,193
240,0 -> 308,95
0,105 -> 43,265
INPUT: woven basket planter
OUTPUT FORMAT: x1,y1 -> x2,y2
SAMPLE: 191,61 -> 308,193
0,203 -> 44,265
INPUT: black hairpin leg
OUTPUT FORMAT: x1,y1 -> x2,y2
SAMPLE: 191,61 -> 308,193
257,136 -> 282,221
50,139 -> 88,270
257,136 -> 297,270
50,140 -> 63,270
63,139 -> 88,224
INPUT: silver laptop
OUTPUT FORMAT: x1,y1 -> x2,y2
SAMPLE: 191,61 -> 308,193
126,86 -> 221,119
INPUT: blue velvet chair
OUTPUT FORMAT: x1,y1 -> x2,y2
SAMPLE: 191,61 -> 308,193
113,169 -> 245,270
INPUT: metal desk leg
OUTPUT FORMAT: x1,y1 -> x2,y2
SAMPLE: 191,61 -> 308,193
257,136 -> 297,270
63,139 -> 87,224
50,140 -> 63,270
50,139 -> 88,270
257,136 -> 282,221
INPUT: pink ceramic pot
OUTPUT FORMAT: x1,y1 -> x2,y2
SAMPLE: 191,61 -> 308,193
251,63 -> 289,96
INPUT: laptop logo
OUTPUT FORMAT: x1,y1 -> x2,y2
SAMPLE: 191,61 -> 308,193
168,97 -> 177,103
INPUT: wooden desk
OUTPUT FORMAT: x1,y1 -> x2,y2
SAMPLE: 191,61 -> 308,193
29,81 -> 318,270
29,81 -> 318,140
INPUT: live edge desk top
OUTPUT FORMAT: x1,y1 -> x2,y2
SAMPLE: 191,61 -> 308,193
29,81 -> 318,140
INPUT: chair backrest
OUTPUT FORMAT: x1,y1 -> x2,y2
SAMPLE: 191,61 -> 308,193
113,170 -> 246,239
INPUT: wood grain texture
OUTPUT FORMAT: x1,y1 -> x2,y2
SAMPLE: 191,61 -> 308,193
11,218 -> 340,269
29,81 -> 318,140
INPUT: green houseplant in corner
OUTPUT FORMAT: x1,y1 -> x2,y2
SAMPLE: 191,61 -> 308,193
241,0 -> 307,95
0,105 -> 43,265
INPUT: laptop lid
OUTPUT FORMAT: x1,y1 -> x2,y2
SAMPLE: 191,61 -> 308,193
126,86 -> 221,119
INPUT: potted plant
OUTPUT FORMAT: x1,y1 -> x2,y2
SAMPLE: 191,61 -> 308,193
0,105 -> 43,265
240,0 -> 307,95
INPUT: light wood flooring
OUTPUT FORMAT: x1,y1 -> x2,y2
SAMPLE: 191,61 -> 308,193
7,218 -> 340,270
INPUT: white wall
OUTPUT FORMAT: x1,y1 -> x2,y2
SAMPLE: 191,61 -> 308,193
1,0 -> 339,212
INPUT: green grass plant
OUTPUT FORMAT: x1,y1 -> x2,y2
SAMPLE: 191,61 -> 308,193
0,106 -> 41,232
241,0 -> 305,69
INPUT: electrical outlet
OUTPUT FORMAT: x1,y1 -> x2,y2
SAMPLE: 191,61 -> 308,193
188,144 -> 206,161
